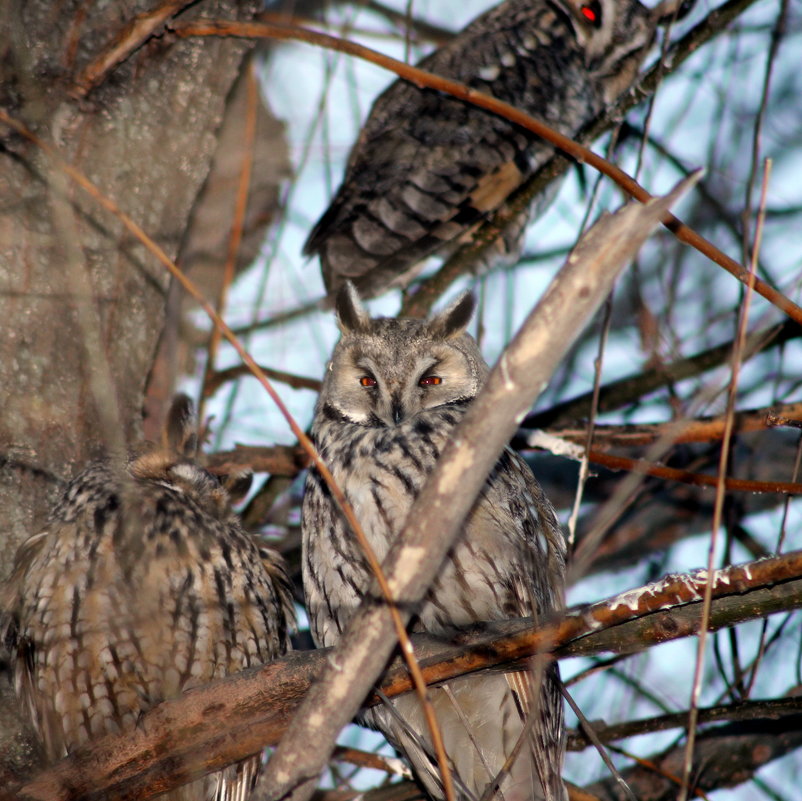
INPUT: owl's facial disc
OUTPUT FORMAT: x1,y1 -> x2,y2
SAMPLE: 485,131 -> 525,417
330,333 -> 478,428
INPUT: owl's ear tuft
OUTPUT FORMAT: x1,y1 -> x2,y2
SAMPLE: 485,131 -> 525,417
336,281 -> 372,334
428,291 -> 476,339
164,394 -> 197,457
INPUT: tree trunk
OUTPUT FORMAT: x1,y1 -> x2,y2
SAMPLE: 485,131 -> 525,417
0,0 -> 261,780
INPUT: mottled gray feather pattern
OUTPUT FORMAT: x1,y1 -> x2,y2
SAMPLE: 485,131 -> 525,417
2,396 -> 294,801
305,0 -> 666,296
302,286 -> 567,801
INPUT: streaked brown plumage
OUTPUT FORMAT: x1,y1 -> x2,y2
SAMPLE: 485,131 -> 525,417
2,395 -> 294,800
304,0 -> 681,298
302,284 -> 567,801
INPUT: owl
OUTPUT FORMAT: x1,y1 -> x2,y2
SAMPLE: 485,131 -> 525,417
304,0 -> 680,298
1,395 -> 295,800
302,284 -> 568,801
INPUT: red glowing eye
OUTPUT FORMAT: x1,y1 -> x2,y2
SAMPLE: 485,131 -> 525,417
359,376 -> 377,387
419,376 -> 442,386
580,1 -> 602,26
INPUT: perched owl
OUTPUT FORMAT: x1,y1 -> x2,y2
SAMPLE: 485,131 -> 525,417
2,395 -> 295,800
304,0 -> 680,298
302,284 -> 568,801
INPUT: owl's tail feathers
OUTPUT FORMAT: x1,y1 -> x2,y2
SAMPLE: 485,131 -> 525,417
364,668 -> 565,801
505,665 -> 567,801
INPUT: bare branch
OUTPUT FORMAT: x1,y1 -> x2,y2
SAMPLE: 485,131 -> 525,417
72,0 -> 197,97
585,714 -> 802,801
567,696 -> 802,751
204,364 -> 322,395
531,401 -> 802,449
10,549 -> 802,801
206,445 -> 308,477
521,321 -> 800,429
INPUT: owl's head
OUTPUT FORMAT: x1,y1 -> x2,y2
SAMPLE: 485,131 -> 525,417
320,283 -> 488,427
130,394 -> 246,519
559,0 -> 687,103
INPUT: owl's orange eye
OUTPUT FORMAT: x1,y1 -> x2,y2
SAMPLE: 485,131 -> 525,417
359,376 -> 377,387
419,375 -> 442,386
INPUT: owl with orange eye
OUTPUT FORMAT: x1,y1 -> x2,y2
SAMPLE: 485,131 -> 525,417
302,284 -> 568,801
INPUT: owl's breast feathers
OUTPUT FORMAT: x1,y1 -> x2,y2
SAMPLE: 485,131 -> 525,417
305,404 -> 565,638
2,456 -> 293,799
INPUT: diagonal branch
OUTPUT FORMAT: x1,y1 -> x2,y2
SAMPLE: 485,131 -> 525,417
521,320 -> 801,429
567,696 -> 802,751
585,714 -> 802,801
253,179 -> 698,801
72,0 -> 197,97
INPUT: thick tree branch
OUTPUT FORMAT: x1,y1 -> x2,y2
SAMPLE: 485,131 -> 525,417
8,549 -> 802,800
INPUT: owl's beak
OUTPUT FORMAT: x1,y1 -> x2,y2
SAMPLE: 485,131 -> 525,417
391,399 -> 405,425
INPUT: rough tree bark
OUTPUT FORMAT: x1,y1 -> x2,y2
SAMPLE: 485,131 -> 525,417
0,0 -> 266,781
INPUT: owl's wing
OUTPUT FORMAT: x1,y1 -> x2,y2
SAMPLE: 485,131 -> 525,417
486,448 -> 567,618
494,448 -> 568,801
303,4 -> 576,296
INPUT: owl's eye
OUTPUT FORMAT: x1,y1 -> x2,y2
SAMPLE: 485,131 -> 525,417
579,0 -> 602,27
359,375 -> 377,387
419,375 -> 442,386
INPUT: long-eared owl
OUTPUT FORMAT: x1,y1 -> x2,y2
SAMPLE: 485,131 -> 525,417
304,0 -> 682,297
2,395 -> 295,800
302,284 -> 567,801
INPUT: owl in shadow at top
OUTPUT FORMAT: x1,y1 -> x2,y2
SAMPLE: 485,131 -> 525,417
304,0 -> 683,298
302,283 -> 568,801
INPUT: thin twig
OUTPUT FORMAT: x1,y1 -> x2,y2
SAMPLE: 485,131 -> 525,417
204,363 -> 321,394
580,447 -> 802,496
563,687 -> 637,801
72,0 -> 195,97
740,0 -> 789,268
567,294 -> 613,547
679,158 -> 771,801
